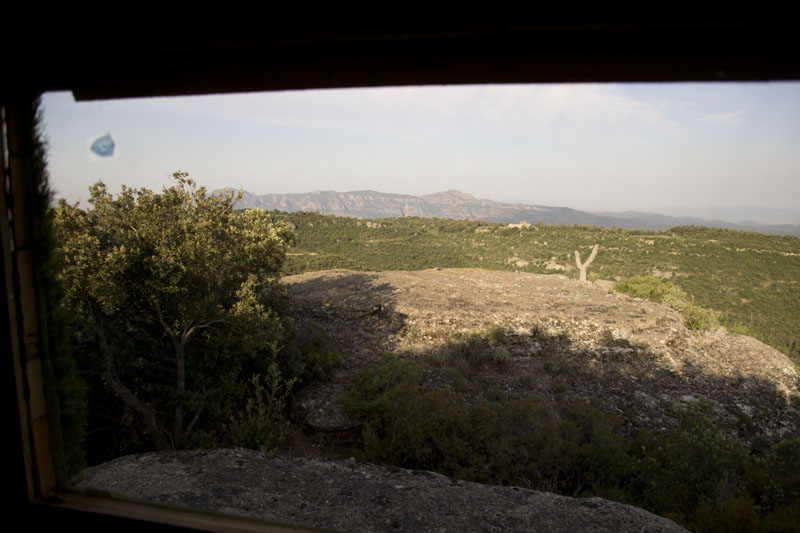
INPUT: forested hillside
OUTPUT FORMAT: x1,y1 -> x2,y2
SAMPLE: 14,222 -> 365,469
273,211 -> 800,364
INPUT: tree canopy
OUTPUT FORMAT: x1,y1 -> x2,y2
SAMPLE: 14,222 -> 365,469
54,173 -> 297,454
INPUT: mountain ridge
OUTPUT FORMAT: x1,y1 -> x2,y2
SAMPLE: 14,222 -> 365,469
226,188 -> 800,236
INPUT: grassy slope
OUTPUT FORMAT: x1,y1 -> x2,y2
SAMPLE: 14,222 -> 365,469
274,211 -> 800,363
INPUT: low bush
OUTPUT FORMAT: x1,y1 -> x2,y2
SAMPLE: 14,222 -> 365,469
343,355 -> 800,532
683,304 -> 717,332
485,324 -> 506,344
227,364 -> 297,452
491,347 -> 512,370
440,334 -> 491,376
341,352 -> 421,429
294,324 -> 343,383
615,275 -> 684,303
616,275 -> 718,332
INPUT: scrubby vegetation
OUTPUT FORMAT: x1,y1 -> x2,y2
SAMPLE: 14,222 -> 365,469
52,176 -> 321,462
275,211 -> 800,365
41,162 -> 796,529
343,352 -> 800,532
615,275 -> 717,332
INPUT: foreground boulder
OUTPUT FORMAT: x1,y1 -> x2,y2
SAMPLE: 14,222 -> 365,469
75,448 -> 687,532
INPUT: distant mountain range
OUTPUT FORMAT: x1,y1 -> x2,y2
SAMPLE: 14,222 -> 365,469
227,189 -> 800,236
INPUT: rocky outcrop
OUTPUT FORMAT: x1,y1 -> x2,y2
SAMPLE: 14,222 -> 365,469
73,268 -> 799,532
74,448 -> 687,533
285,269 -> 799,440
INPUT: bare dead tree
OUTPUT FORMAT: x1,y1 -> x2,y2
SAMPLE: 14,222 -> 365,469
575,244 -> 599,283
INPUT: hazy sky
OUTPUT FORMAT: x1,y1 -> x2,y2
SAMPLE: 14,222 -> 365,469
42,82 -> 800,224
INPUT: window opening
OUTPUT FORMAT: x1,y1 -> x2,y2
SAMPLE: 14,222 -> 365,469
30,82 -> 800,531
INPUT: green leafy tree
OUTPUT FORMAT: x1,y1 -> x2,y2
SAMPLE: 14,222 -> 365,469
54,173 -> 296,452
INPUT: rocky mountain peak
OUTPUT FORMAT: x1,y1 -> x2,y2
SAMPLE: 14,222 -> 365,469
225,189 -> 800,235
422,189 -> 478,201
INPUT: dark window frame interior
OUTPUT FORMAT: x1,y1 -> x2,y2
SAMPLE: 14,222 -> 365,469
4,18 -> 800,532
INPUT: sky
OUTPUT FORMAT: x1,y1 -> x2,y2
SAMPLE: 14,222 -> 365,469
41,82 -> 800,225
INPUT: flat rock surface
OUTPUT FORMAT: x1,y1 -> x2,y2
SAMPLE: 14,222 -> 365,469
285,269 -> 799,440
75,448 -> 687,533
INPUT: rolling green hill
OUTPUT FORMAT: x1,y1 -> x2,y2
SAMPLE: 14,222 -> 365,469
271,210 -> 800,365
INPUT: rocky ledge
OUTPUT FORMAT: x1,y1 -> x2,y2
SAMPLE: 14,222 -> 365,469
74,448 -> 687,532
285,269 -> 799,441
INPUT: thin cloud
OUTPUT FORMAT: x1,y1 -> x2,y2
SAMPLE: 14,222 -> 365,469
700,111 -> 743,125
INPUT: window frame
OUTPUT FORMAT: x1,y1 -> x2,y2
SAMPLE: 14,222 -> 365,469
4,18 -> 800,532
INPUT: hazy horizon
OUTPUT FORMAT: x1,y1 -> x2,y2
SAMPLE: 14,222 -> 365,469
42,82 -> 800,225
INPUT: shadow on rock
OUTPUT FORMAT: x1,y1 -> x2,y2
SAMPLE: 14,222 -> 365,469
412,327 -> 800,443
285,272 -> 409,431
